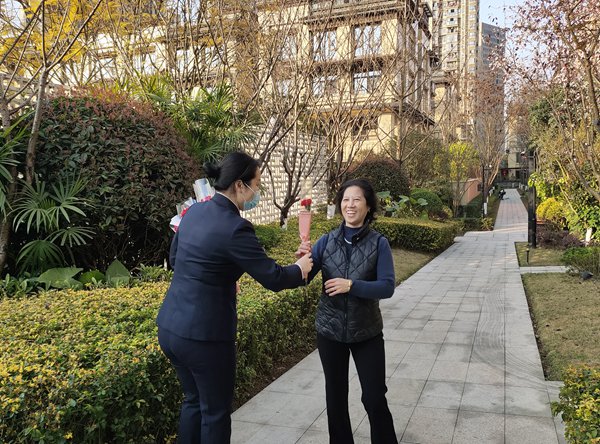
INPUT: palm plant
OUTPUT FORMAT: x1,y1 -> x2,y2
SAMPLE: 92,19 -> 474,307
0,114 -> 31,217
132,76 -> 257,162
179,84 -> 257,162
11,177 -> 94,274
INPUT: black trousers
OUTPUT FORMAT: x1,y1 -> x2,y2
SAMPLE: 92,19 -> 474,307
317,332 -> 398,444
158,327 -> 236,444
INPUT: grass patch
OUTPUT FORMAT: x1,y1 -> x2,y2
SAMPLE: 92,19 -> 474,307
523,273 -> 600,380
515,242 -> 565,266
487,194 -> 501,222
392,248 -> 435,285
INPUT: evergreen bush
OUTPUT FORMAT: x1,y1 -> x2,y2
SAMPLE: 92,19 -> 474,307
561,246 -> 600,276
552,366 -> 600,444
348,155 -> 410,200
410,188 -> 444,217
33,87 -> 199,270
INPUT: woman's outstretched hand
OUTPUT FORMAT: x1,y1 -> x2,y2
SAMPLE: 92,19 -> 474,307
295,252 -> 313,280
295,240 -> 312,258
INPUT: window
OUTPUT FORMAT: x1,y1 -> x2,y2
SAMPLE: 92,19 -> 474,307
276,79 -> 292,97
176,48 -> 194,71
352,116 -> 378,139
133,53 -> 155,74
312,75 -> 337,97
353,70 -> 381,94
281,34 -> 297,61
203,46 -> 222,69
312,29 -> 336,61
354,23 -> 382,57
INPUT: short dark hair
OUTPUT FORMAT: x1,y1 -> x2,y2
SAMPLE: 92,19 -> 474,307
335,178 -> 378,223
203,152 -> 260,191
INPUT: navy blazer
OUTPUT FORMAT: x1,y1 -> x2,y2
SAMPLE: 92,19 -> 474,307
156,193 -> 303,341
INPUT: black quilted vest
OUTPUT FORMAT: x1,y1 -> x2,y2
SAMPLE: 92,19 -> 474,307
316,223 -> 382,343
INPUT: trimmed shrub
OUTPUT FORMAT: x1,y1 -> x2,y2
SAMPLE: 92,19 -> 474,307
552,366 -> 600,444
373,217 -> 460,252
254,224 -> 282,251
33,87 -> 199,271
0,284 -> 180,443
561,246 -> 600,276
348,155 -> 410,200
458,194 -> 484,218
410,188 -> 444,214
537,197 -> 565,226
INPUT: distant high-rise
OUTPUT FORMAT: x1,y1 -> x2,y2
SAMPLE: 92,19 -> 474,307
479,22 -> 506,71
431,0 -> 480,140
432,0 -> 479,75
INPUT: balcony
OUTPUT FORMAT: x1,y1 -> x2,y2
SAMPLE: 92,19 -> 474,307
307,0 -> 413,21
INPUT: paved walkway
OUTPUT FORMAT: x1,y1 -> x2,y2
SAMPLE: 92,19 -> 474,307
232,189 -> 566,443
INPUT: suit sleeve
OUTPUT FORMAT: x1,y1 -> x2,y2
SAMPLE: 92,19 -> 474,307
228,220 -> 304,291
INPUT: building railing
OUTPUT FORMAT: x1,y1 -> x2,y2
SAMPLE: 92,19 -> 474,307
309,0 -> 409,17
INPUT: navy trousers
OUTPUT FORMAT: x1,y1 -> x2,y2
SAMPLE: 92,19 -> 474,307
317,332 -> 398,444
158,328 -> 236,444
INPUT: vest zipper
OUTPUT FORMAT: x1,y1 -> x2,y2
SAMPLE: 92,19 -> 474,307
343,240 -> 351,343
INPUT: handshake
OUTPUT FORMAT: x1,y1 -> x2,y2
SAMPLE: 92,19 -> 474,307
294,240 -> 313,280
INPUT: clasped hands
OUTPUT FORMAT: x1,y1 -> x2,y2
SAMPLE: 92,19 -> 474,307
295,241 -> 352,295
294,240 -> 313,280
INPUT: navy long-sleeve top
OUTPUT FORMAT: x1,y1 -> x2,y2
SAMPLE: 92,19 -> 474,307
306,225 -> 396,299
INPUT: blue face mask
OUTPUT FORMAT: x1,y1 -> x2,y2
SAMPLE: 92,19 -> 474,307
242,183 -> 260,211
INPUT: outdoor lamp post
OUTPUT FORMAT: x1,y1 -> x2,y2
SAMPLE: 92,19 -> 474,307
527,149 -> 537,247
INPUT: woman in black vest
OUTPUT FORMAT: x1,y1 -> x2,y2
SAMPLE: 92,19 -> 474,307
296,178 -> 397,444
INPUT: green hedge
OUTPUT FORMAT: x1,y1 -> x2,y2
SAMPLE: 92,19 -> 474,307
0,214 -> 454,442
410,188 -> 444,214
561,246 -> 600,276
0,284 -> 179,443
373,217 -> 460,252
552,366 -> 600,444
537,197 -> 565,225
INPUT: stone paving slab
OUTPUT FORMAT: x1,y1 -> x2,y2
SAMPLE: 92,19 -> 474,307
232,189 -> 565,443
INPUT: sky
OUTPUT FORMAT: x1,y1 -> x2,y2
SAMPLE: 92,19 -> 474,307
479,0 -> 522,29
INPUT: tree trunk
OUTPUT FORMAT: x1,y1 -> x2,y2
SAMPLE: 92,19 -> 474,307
25,70 -> 49,184
279,206 -> 290,228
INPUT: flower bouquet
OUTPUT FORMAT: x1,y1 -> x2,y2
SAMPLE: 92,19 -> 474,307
298,198 -> 312,242
169,178 -> 215,232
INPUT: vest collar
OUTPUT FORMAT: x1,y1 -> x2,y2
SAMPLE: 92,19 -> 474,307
338,221 -> 371,245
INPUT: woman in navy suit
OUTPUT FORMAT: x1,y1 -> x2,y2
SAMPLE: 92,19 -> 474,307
157,152 -> 313,444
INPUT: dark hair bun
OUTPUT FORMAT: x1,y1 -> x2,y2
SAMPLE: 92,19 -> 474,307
203,162 -> 221,180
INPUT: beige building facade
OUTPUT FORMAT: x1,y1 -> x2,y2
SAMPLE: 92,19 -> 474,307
66,1 -> 437,160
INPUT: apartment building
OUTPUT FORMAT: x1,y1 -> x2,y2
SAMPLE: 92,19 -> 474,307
260,0 -> 437,156
479,22 -> 505,71
63,0 -> 436,159
430,0 -> 479,140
